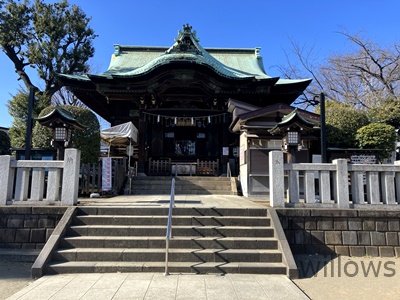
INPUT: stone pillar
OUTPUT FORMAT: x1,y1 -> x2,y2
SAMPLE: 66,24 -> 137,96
269,151 -> 285,207
31,167 -> 45,201
14,168 -> 30,201
333,159 -> 349,208
61,149 -> 81,206
0,155 -> 15,205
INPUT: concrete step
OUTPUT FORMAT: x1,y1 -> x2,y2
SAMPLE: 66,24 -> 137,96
53,248 -> 283,263
131,177 -> 231,182
77,207 -> 268,217
73,215 -> 271,226
60,236 -> 278,250
45,261 -> 287,275
67,225 -> 275,238
129,190 -> 231,195
128,176 -> 232,195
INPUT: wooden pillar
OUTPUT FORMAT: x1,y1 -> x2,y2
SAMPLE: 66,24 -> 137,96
137,113 -> 146,175
221,116 -> 229,174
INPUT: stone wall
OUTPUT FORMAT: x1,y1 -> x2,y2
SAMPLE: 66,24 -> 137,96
0,207 -> 67,249
276,208 -> 400,257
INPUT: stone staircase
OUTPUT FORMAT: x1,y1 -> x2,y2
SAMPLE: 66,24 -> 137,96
44,207 -> 288,275
126,176 -> 234,195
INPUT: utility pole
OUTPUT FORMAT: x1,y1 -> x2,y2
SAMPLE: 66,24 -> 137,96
25,87 -> 35,160
320,92 -> 327,163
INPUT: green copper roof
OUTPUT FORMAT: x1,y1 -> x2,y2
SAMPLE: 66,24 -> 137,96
269,108 -> 318,135
57,24 -> 311,92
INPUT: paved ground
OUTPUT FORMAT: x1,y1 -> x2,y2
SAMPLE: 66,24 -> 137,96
4,255 -> 400,300
3,195 -> 400,299
5,272 -> 308,300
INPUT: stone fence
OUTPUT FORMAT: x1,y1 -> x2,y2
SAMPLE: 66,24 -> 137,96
0,149 -> 81,206
269,151 -> 400,209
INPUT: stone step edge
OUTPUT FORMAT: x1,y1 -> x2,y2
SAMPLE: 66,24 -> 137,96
56,248 -> 283,254
46,261 -> 286,274
68,225 -> 273,229
62,236 -> 277,240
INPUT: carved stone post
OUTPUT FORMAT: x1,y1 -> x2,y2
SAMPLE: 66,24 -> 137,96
0,155 -> 15,205
61,149 -> 81,206
269,151 -> 285,207
333,159 -> 349,208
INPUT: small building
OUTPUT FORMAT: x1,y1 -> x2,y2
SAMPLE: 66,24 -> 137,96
228,100 -> 320,197
57,24 -> 320,196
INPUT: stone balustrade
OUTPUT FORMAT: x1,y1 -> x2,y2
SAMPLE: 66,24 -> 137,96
269,151 -> 400,209
0,149 -> 81,206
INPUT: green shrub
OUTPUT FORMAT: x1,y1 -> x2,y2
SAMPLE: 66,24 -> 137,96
356,123 -> 396,159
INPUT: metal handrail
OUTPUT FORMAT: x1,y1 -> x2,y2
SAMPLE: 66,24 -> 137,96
164,178 -> 175,276
227,162 -> 232,177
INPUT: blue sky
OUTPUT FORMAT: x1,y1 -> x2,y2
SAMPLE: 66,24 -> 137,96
1,0 -> 399,128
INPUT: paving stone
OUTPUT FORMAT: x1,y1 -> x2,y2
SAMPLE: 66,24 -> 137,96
335,246 -> 349,256
276,209 -> 311,217
349,246 -> 365,257
7,215 -> 24,228
386,232 -> 399,246
357,232 -> 371,245
348,218 -> 362,230
295,230 -> 305,244
0,216 -> 7,228
304,218 -> 317,230
15,229 -> 31,243
370,232 -> 386,246
291,217 -> 305,230
310,231 -> 324,245
379,246 -> 395,257
342,231 -> 358,245
0,229 -> 16,243
317,218 -> 333,230
38,216 -> 56,228
363,219 -> 375,230
376,220 -> 388,231
30,228 -> 46,243
325,231 -> 342,245
24,215 -> 38,228
388,219 -> 400,231
334,218 -> 348,230
365,246 -> 379,257
310,209 -> 357,217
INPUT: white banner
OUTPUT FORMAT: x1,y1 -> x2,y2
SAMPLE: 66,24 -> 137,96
102,157 -> 112,191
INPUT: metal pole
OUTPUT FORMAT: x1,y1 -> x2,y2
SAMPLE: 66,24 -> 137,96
320,92 -> 327,163
25,88 -> 35,160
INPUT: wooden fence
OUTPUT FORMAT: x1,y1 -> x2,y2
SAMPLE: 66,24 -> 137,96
148,158 -> 220,176
79,157 -> 127,195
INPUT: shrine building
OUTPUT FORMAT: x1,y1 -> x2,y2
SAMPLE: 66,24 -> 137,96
58,24 -> 321,197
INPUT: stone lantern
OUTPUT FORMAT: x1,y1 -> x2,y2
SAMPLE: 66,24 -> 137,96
36,106 -> 86,160
269,108 -> 317,163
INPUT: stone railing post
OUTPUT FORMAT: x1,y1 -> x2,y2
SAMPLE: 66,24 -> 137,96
61,149 -> 81,206
269,151 -> 285,207
333,159 -> 349,208
0,155 -> 15,205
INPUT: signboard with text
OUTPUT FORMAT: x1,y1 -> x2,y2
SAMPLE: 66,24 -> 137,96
102,157 -> 112,191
